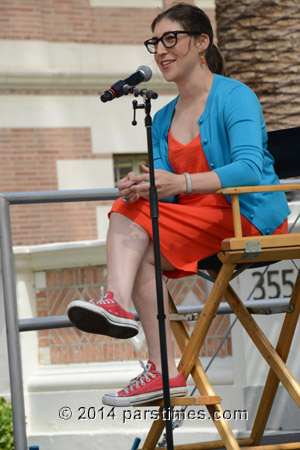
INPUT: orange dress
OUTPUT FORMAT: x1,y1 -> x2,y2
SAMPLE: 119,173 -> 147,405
109,131 -> 287,279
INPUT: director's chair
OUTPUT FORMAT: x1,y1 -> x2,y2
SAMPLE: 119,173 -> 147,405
140,126 -> 300,450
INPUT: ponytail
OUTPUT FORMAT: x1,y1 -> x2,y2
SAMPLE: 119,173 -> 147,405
206,43 -> 226,76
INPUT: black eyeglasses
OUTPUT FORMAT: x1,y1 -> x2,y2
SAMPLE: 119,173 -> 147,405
144,30 -> 201,54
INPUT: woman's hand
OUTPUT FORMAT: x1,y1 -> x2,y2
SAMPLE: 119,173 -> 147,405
117,171 -> 141,203
118,166 -> 222,202
131,165 -> 186,200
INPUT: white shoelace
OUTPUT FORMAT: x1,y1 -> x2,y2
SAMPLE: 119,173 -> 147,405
124,360 -> 156,394
89,287 -> 115,305
89,298 -> 114,305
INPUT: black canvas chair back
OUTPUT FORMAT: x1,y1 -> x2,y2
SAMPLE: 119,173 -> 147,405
268,126 -> 300,179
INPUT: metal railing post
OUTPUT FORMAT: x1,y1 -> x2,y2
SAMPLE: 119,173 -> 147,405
0,196 -> 27,450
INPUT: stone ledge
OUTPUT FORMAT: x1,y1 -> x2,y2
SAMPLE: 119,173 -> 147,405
0,70 -> 174,92
27,357 -> 234,392
13,240 -> 107,272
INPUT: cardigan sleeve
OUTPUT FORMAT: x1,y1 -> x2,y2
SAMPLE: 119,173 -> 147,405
214,84 -> 265,188
152,112 -> 168,171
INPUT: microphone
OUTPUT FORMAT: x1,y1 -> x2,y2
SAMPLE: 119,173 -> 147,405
100,65 -> 152,103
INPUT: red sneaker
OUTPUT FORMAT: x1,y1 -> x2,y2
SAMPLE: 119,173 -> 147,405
67,292 -> 139,339
102,360 -> 187,406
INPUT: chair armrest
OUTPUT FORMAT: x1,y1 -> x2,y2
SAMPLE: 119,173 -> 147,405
216,183 -> 300,196
216,182 -> 300,238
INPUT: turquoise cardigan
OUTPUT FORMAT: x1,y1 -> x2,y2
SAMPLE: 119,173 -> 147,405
152,74 -> 290,235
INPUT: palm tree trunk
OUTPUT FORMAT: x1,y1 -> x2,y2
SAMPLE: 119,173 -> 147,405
215,0 -> 300,130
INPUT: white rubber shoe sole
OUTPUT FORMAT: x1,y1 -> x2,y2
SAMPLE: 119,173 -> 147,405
102,385 -> 188,407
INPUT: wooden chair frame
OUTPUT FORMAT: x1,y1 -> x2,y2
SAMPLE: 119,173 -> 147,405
140,182 -> 300,450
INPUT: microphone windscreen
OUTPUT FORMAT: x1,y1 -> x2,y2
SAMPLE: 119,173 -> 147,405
137,65 -> 152,82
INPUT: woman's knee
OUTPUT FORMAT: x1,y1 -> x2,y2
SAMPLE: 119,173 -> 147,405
141,241 -> 176,272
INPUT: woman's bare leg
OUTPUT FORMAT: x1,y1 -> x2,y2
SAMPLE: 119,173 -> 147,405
106,212 -> 150,311
106,212 -> 178,377
132,242 -> 178,378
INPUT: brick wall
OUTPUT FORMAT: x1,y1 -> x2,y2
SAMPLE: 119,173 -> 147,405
0,0 -> 186,43
0,127 -> 106,245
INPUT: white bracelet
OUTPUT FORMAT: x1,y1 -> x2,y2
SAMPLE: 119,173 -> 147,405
183,172 -> 192,195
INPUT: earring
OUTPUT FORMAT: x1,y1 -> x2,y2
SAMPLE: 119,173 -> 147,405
201,55 -> 205,64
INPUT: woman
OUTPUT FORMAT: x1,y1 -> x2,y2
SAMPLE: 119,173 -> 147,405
67,3 -> 290,407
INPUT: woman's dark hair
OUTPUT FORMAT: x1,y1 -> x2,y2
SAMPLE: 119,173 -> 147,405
151,2 -> 225,75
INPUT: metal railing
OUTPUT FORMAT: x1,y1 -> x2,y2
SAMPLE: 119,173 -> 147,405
0,188 -> 119,450
0,188 -> 296,450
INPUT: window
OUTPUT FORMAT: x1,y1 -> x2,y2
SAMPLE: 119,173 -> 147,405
113,153 -> 148,185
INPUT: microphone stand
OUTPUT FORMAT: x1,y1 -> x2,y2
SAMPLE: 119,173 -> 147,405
129,87 -> 174,450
